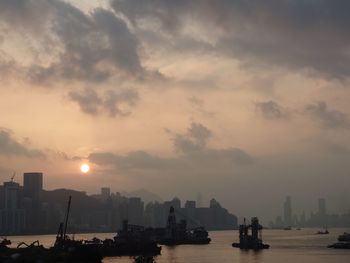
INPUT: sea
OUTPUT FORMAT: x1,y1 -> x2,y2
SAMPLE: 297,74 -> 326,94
7,228 -> 350,263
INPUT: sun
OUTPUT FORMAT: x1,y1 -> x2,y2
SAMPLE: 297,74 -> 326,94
80,163 -> 90,174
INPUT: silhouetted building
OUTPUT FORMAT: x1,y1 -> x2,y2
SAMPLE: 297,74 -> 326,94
283,196 -> 292,227
318,198 -> 326,216
101,187 -> 111,200
185,200 -> 196,209
23,172 -> 43,232
196,192 -> 203,207
128,197 -> 144,225
23,172 -> 43,201
0,181 -> 25,234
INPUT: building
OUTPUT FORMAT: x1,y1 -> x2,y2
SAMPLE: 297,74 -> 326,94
101,187 -> 111,200
23,172 -> 43,232
318,198 -> 326,216
128,197 -> 144,225
23,172 -> 43,201
283,196 -> 292,227
0,181 -> 26,235
196,192 -> 203,207
185,200 -> 196,209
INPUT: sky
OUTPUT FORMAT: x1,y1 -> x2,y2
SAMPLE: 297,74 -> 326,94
0,0 -> 350,222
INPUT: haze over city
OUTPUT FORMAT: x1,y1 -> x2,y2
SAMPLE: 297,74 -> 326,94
1,0 -> 350,224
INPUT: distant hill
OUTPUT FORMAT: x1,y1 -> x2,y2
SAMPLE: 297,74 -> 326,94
122,188 -> 163,204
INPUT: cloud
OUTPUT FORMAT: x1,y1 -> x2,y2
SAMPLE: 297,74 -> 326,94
305,101 -> 349,129
112,0 -> 350,79
89,150 -> 183,171
0,129 -> 46,158
69,88 -> 139,117
188,96 -> 215,117
172,122 -> 212,153
103,89 -> 139,117
255,100 -> 288,120
0,0 -> 145,84
88,122 -> 253,175
68,88 -> 102,115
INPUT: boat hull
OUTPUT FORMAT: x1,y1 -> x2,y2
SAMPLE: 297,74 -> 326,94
232,242 -> 270,250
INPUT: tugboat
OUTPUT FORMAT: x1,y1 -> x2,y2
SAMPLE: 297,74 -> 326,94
328,232 -> 350,249
158,206 -> 211,245
232,217 -> 270,250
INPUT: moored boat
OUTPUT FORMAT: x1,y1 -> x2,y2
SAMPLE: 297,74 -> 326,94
338,232 -> 350,242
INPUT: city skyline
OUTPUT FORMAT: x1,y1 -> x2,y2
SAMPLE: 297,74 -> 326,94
0,0 -> 350,223
0,172 -> 237,235
1,172 -> 348,230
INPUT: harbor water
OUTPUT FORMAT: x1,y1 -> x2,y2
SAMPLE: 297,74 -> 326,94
7,228 -> 350,262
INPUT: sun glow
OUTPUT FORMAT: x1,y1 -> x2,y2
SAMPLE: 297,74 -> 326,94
80,163 -> 90,173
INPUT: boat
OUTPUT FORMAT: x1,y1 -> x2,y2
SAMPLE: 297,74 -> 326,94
232,217 -> 270,250
328,232 -> 350,250
48,196 -> 103,262
338,232 -> 350,242
328,242 -> 350,249
0,196 -> 103,263
91,220 -> 162,257
157,206 -> 211,245
283,226 -> 292,230
316,227 -> 329,235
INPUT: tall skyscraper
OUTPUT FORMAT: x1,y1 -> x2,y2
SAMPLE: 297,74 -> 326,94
284,196 -> 292,227
23,172 -> 43,232
23,172 -> 43,201
196,192 -> 203,208
318,198 -> 326,216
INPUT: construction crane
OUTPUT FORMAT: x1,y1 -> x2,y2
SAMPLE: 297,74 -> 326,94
10,172 -> 16,182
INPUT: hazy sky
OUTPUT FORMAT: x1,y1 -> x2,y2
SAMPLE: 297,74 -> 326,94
1,0 -> 350,222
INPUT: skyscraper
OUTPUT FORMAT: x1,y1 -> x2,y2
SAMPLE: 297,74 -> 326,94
284,196 -> 292,227
196,192 -> 203,208
23,172 -> 43,232
318,198 -> 326,216
0,181 -> 25,234
101,187 -> 111,200
23,172 -> 43,201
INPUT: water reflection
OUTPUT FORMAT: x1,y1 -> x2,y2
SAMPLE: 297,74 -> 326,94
6,229 -> 350,263
239,249 -> 263,263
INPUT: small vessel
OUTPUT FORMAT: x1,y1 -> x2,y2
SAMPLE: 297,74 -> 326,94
232,217 -> 270,250
283,226 -> 292,230
338,232 -> 350,242
328,232 -> 350,250
316,227 -> 329,235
